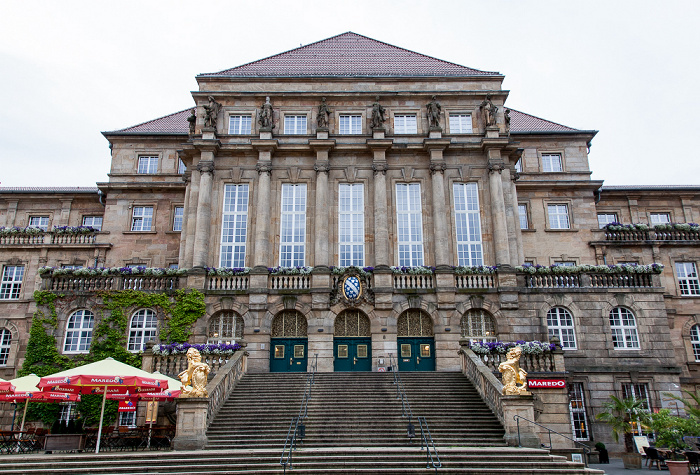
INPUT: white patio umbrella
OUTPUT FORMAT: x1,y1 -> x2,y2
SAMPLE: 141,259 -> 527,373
38,358 -> 169,453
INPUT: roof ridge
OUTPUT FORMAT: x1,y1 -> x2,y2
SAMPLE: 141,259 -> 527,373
506,108 -> 578,131
108,107 -> 193,133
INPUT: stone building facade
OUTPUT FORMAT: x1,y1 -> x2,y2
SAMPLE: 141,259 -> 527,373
0,33 -> 698,448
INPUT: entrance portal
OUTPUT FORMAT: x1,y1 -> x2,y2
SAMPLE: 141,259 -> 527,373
396,310 -> 435,371
333,310 -> 372,372
270,310 -> 308,372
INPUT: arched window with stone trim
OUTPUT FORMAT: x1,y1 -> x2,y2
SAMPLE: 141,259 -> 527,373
609,307 -> 640,349
691,324 -> 700,362
63,309 -> 95,354
547,307 -> 577,350
271,310 -> 308,338
397,309 -> 434,337
334,310 -> 371,337
0,328 -> 11,366
128,309 -> 158,352
208,311 -> 244,343
460,309 -> 496,342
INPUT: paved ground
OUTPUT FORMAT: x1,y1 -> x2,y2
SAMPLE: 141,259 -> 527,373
589,457 -> 673,474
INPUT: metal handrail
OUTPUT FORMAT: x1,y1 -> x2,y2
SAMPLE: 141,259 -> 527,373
280,354 -> 318,473
513,415 -> 591,464
388,354 -> 440,472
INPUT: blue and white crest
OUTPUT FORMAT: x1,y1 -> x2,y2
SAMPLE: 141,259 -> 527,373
342,275 -> 362,300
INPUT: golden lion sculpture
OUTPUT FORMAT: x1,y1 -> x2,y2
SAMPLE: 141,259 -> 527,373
178,348 -> 211,397
498,346 -> 530,396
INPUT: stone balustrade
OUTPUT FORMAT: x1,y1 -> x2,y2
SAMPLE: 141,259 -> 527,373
44,275 -> 180,292
523,271 -> 657,289
268,274 -> 310,290
207,275 -> 249,291
393,273 -> 434,290
472,349 -> 560,374
603,229 -> 700,242
0,231 -> 99,246
146,352 -> 233,379
454,273 -> 496,289
524,274 -> 580,289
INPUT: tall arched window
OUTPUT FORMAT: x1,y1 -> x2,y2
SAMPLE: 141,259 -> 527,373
128,309 -> 158,352
208,311 -> 244,343
397,310 -> 433,337
63,310 -> 95,354
691,325 -> 700,362
609,307 -> 640,349
460,309 -> 496,342
271,310 -> 307,338
546,307 -> 577,350
0,328 -> 11,366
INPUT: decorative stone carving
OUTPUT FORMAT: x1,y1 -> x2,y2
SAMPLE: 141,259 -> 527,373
480,94 -> 498,127
372,163 -> 388,175
197,161 -> 214,175
426,96 -> 442,128
504,108 -> 511,134
488,163 -> 505,174
330,271 -> 374,306
317,97 -> 331,129
429,162 -> 446,175
187,109 -> 196,135
370,96 -> 386,129
255,162 -> 272,176
314,162 -> 330,174
203,96 -> 220,129
259,96 -> 274,129
178,348 -> 211,397
498,346 -> 530,396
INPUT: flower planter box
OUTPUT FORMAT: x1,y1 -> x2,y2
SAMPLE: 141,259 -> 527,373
666,460 -> 690,475
621,452 -> 642,469
44,434 -> 85,452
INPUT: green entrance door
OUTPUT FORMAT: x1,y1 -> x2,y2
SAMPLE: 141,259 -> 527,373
270,338 -> 308,372
397,337 -> 435,371
334,337 -> 372,372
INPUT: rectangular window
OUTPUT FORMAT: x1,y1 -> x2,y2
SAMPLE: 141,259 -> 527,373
0,266 -> 24,300
173,206 -> 184,232
554,261 -> 576,267
0,328 -> 11,365
597,213 -> 618,228
119,411 -> 136,428
338,184 -> 365,267
676,262 -> 700,296
394,114 -> 417,134
453,183 -> 483,266
284,115 -> 307,134
339,115 -> 362,135
542,153 -> 563,172
228,115 -> 252,134
28,216 -> 49,230
82,216 -> 103,231
650,213 -> 670,224
622,383 -> 651,436
569,383 -> 590,441
178,159 -> 186,174
137,155 -> 158,174
548,204 -> 570,229
130,206 -> 153,232
58,403 -> 77,423
449,113 -> 472,134
280,184 -> 307,267
514,159 -> 522,173
396,183 -> 425,267
518,204 -> 528,230
220,184 -> 249,267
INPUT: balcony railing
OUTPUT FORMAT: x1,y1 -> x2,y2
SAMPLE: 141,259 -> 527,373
45,275 -> 179,292
0,231 -> 99,246
455,273 -> 496,289
393,273 -> 434,290
604,229 -> 700,242
207,275 -> 249,291
269,274 -> 310,290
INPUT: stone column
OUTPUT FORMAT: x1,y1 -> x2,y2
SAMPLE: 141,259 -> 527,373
253,161 -> 272,267
368,139 -> 392,266
183,168 -> 200,268
425,139 -> 451,266
178,173 -> 191,267
488,162 -> 511,265
193,160 -> 214,268
507,170 -> 525,265
310,140 -> 334,266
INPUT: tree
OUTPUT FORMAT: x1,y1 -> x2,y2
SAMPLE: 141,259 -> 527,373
596,396 -> 650,453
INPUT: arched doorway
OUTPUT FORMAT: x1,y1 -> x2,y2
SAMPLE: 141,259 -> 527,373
270,310 -> 308,372
396,309 -> 435,371
208,311 -> 244,344
333,310 -> 372,372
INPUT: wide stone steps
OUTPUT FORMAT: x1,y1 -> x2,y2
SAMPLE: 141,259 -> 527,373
0,447 -> 604,474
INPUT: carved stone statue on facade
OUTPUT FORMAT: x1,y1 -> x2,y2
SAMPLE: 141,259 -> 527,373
259,96 -> 274,129
370,96 -> 386,129
178,348 -> 211,397
498,346 -> 530,395
187,109 -> 196,135
426,95 -> 442,128
317,97 -> 331,129
203,96 -> 221,129
480,94 -> 498,128
504,108 -> 511,134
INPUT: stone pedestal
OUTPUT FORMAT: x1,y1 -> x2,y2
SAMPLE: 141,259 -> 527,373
259,127 -> 273,140
486,125 -> 500,138
372,127 -> 385,139
316,128 -> 329,140
428,126 -> 442,139
502,396 -> 540,448
172,398 -> 209,450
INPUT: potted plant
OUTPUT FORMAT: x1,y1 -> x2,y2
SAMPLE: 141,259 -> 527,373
596,396 -> 650,469
648,409 -> 700,475
594,442 -> 609,464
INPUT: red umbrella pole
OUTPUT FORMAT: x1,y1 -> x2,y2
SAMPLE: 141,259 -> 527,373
95,385 -> 107,454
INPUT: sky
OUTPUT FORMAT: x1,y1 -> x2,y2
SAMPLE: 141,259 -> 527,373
0,0 -> 698,187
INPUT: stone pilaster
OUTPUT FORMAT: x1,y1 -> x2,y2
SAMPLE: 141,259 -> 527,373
488,159 -> 511,265
368,139 -> 392,266
424,139 -> 451,266
509,170 -> 525,265
310,139 -> 334,267
193,160 -> 214,268
58,199 -> 73,227
183,169 -> 199,268
251,139 -> 277,268
178,173 -> 191,267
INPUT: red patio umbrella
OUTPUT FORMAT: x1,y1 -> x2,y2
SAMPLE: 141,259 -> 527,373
38,358 -> 169,453
0,377 -> 15,393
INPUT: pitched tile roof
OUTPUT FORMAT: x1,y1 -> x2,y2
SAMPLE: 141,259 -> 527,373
507,109 -> 579,133
201,32 -> 499,78
106,108 -> 193,134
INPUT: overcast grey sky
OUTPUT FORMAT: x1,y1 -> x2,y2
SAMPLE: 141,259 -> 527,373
0,0 -> 698,187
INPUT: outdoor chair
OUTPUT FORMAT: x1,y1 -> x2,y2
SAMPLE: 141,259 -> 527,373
644,446 -> 666,470
686,451 -> 700,473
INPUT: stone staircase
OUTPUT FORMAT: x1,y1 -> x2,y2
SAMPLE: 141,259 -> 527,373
0,371 -> 604,474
